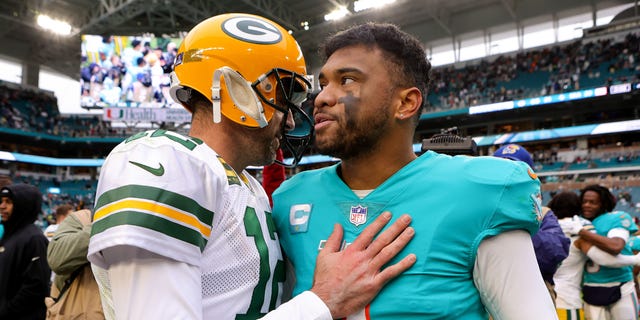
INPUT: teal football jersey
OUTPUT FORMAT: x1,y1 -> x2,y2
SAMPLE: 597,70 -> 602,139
583,211 -> 638,284
628,235 -> 640,252
272,151 -> 541,319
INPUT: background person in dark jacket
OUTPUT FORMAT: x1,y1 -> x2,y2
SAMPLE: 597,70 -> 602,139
0,183 -> 51,319
493,144 -> 570,302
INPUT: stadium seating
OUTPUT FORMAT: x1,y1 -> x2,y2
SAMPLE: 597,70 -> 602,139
2,31 -> 640,222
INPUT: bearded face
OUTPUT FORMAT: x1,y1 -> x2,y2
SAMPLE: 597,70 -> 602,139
313,45 -> 398,160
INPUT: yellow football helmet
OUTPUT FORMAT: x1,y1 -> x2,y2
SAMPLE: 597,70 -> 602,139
169,13 -> 313,166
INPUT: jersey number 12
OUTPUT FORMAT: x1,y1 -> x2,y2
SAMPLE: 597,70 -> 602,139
236,207 -> 285,319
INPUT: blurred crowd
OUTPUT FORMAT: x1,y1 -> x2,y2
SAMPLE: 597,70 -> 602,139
80,35 -> 177,107
3,33 -> 639,131
428,32 -> 640,111
2,174 -> 96,231
0,82 -> 125,138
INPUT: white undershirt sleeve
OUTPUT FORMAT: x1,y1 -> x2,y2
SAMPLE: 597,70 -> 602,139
102,247 -> 201,320
104,246 -> 331,320
259,291 -> 332,320
607,227 -> 630,241
586,246 -> 640,268
584,227 -> 635,267
474,230 -> 558,320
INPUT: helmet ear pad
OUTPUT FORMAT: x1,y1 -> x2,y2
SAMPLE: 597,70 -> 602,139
169,71 -> 192,111
212,66 -> 268,127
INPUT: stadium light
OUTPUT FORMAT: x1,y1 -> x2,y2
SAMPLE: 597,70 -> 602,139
354,0 -> 397,12
324,7 -> 350,21
36,14 -> 72,36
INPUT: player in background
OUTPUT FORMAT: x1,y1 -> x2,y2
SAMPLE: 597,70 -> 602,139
569,185 -> 638,320
552,190 -> 640,320
272,22 -> 556,319
88,13 -> 416,320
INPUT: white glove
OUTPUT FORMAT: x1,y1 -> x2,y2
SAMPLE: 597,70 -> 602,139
559,215 -> 594,236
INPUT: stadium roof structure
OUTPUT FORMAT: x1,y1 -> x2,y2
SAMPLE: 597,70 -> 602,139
0,0 -> 635,80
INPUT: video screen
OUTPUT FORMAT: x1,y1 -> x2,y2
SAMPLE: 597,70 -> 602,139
80,34 -> 182,108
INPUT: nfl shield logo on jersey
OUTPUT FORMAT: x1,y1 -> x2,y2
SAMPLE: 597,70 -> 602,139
349,205 -> 368,226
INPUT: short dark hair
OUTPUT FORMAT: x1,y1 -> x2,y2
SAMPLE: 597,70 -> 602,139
180,89 -> 212,116
320,22 -> 431,120
55,204 -> 74,218
547,191 -> 581,219
580,184 -> 617,215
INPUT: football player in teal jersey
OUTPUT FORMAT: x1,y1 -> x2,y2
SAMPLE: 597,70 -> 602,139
272,22 -> 556,319
573,185 -> 639,320
87,13 -> 416,320
553,191 -> 640,320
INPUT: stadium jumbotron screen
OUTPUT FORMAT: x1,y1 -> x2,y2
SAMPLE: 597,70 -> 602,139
80,34 -> 182,109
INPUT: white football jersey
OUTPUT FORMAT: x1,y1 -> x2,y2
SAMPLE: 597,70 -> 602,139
88,129 -> 284,319
553,236 -> 585,309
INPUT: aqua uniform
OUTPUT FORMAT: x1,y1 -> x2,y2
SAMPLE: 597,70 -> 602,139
628,235 -> 640,252
273,151 -> 542,319
583,211 -> 638,284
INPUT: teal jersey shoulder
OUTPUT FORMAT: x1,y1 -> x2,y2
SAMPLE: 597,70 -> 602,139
584,211 -> 638,284
628,235 -> 640,252
272,151 -> 541,319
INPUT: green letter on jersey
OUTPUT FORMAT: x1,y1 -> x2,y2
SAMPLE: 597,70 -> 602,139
236,207 -> 284,319
151,129 -> 201,151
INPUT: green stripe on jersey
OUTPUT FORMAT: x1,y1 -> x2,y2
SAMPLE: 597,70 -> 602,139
95,184 -> 214,225
92,210 -> 208,251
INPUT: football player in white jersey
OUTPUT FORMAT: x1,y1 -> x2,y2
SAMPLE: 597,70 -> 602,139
88,13 -> 416,320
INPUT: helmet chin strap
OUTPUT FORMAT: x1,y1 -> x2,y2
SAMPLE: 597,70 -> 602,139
212,67 -> 268,128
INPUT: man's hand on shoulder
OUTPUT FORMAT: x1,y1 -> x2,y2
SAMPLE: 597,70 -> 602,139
310,211 -> 416,319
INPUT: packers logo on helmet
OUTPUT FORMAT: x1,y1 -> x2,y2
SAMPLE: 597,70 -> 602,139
169,13 -> 314,167
222,16 -> 283,44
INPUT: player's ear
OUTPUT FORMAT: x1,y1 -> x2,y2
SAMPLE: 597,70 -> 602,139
395,87 -> 421,120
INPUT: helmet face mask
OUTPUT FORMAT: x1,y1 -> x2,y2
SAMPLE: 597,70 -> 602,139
277,106 -> 314,167
170,13 -> 314,167
252,68 -> 310,114
252,68 -> 313,167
